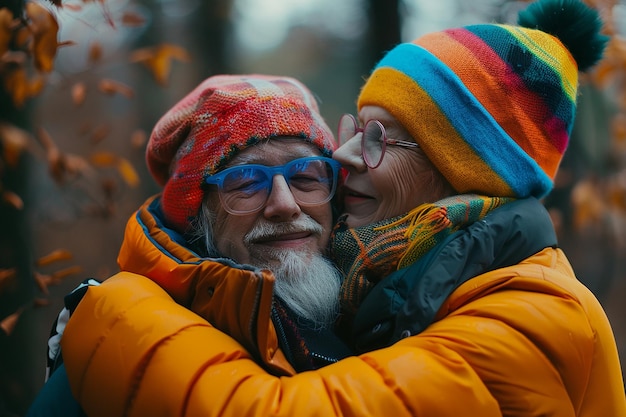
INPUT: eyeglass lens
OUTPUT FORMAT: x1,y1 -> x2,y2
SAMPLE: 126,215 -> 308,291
338,115 -> 385,169
361,121 -> 384,168
215,157 -> 337,214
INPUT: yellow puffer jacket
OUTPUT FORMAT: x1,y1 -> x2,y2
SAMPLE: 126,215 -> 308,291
114,195 -> 297,376
61,196 -> 626,417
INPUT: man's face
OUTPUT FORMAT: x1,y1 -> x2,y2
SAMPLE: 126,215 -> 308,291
206,138 -> 334,268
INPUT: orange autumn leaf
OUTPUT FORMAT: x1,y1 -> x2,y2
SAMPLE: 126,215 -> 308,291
130,129 -> 147,149
0,8 -> 14,57
117,157 -> 139,187
89,152 -> 140,187
51,265 -> 83,281
35,127 -> 90,182
130,43 -> 191,86
0,122 -> 32,167
2,190 -> 23,210
98,78 -> 134,99
25,2 -> 60,73
33,271 -> 52,295
90,151 -> 118,167
71,81 -> 86,106
63,153 -> 92,177
36,125 -> 56,152
3,67 -> 28,108
0,268 -> 17,292
36,127 -> 64,182
88,41 -> 103,64
1,308 -> 23,336
36,249 -> 73,267
3,66 -> 43,108
121,11 -> 146,27
29,72 -> 45,93
34,265 -> 81,292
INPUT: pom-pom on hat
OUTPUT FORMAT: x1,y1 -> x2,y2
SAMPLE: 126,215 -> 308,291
147,74 -> 337,232
357,0 -> 608,199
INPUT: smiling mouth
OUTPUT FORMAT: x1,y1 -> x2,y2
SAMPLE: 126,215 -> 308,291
254,231 -> 312,244
343,187 -> 373,200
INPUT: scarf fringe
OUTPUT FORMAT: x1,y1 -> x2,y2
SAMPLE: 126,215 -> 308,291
376,203 -> 451,268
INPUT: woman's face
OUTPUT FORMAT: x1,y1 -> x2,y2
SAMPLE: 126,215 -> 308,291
333,105 -> 452,228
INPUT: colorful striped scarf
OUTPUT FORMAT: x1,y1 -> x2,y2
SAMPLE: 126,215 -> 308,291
330,194 -> 513,316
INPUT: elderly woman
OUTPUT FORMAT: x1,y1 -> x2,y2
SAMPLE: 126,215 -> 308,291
58,0 -> 626,416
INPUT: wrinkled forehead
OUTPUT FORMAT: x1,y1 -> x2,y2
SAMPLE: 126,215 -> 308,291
226,137 -> 324,167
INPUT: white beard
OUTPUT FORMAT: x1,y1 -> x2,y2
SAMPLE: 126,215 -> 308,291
265,250 -> 341,330
195,205 -> 342,329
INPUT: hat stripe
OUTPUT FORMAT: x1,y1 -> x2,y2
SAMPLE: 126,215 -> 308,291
504,25 -> 577,101
374,43 -> 552,196
416,29 -> 566,176
465,25 -> 576,152
359,67 -> 513,196
468,24 -> 577,103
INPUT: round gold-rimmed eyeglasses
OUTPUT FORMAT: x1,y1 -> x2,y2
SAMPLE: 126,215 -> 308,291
338,114 -> 419,169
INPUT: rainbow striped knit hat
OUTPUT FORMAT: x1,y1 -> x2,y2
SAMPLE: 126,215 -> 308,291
358,0 -> 608,199
147,74 -> 337,232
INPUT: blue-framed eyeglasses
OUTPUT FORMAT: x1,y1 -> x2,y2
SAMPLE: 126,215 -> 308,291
338,113 -> 419,169
204,156 -> 341,215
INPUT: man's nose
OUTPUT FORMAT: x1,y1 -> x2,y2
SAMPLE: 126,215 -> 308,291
333,133 -> 367,173
263,175 -> 301,221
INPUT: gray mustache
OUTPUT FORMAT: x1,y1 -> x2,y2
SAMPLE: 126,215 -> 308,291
244,216 -> 323,244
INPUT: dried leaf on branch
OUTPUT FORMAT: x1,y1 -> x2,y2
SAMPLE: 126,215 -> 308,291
88,41 -> 103,64
1,189 -> 23,209
98,78 -> 134,99
36,127 -> 93,183
71,81 -> 86,106
0,308 -> 23,336
90,151 -> 140,187
130,43 -> 191,86
0,8 -> 14,57
25,2 -> 61,73
0,122 -> 33,167
0,268 -> 17,293
2,64 -> 45,108
36,249 -> 73,267
130,129 -> 147,149
121,10 -> 145,27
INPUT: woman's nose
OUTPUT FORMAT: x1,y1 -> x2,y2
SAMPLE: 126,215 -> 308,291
333,133 -> 367,173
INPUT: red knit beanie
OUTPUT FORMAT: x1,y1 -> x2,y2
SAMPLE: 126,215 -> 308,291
146,74 -> 337,232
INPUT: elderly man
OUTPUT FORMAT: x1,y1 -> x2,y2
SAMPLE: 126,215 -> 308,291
27,74 -> 351,417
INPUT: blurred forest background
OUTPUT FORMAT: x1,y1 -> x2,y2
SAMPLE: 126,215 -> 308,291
0,0 -> 625,415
